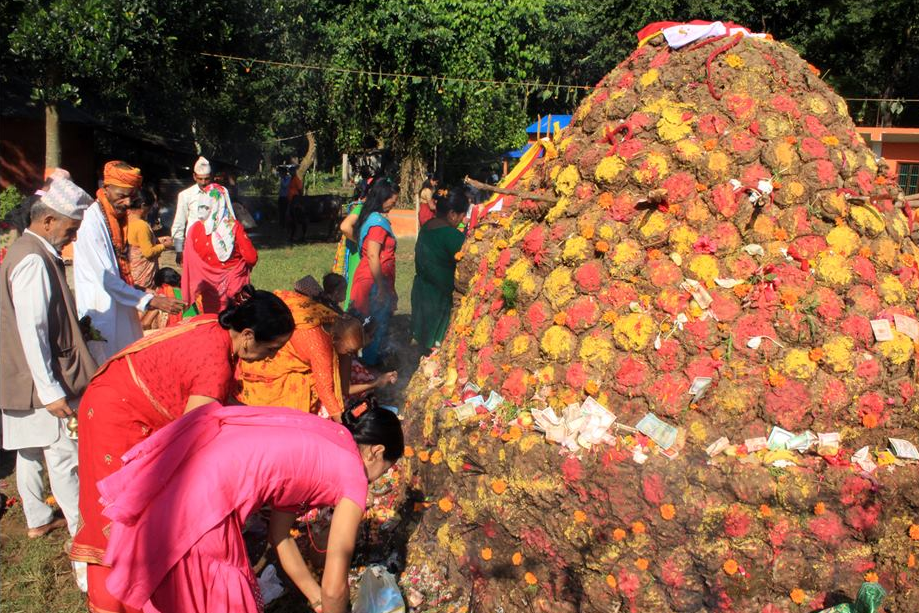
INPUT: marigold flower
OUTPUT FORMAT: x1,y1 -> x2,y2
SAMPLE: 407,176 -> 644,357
909,524 -> 919,540
289,528 -> 301,537
723,559 -> 739,575
45,495 -> 56,506
660,504 -> 676,520
613,528 -> 627,541
908,553 -> 916,568
554,312 -> 567,326
864,571 -> 878,582
403,445 -> 415,458
808,348 -> 824,362
524,572 -> 538,586
595,240 -> 610,253
631,521 -> 646,535
790,588 -> 806,604
602,311 -> 618,324
573,510 -> 588,523
605,573 -> 617,589
491,479 -> 508,495
438,498 -> 454,513
584,380 -> 600,396
430,450 -> 444,465
635,558 -> 649,571
512,551 -> 523,566
814,502 -> 826,516
862,413 -> 879,428
481,547 -> 493,561
417,450 -> 430,462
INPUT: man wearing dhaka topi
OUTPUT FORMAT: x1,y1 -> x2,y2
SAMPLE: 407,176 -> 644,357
74,161 -> 182,362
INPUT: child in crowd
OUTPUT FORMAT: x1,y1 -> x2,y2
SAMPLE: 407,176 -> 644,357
126,194 -> 171,289
141,268 -> 200,331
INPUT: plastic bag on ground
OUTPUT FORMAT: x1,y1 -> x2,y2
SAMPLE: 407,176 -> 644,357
352,565 -> 405,613
257,563 -> 285,605
816,582 -> 887,613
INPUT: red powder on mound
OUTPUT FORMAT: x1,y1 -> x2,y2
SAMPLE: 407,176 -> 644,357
493,314 -> 521,344
840,476 -> 872,506
616,357 -> 650,389
846,503 -> 880,534
617,568 -> 641,601
651,338 -> 683,372
566,297 -> 599,330
575,261 -> 604,293
724,505 -> 752,538
712,182 -> 739,218
809,512 -> 846,543
561,456 -> 582,483
646,373 -> 689,416
525,302 -> 548,332
662,172 -> 696,203
661,558 -> 686,589
565,362 -> 587,390
522,225 -> 546,262
710,291 -> 741,322
648,259 -> 683,287
840,314 -> 873,345
764,380 -> 811,430
609,193 -> 639,222
642,473 -> 665,505
501,367 -> 528,404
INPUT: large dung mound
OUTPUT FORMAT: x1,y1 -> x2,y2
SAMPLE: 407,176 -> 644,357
397,29 -> 919,613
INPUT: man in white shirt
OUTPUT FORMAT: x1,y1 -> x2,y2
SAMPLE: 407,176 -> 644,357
0,171 -> 95,544
73,161 -> 182,362
171,156 -> 234,264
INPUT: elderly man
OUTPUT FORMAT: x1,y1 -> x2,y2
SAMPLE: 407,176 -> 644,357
74,161 -> 182,362
171,156 -> 234,264
0,171 -> 95,546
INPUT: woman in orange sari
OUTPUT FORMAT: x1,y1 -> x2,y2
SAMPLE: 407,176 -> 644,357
238,277 -> 396,420
70,288 -> 294,613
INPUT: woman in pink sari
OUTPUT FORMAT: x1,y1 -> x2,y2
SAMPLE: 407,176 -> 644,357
98,402 -> 403,613
182,184 -> 257,313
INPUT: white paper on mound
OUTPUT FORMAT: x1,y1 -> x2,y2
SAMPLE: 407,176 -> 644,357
870,318 -> 894,342
767,426 -> 795,450
894,314 -> 919,341
453,402 -> 478,422
706,437 -> 730,457
852,446 -> 878,473
744,437 -> 768,452
786,430 -> 818,452
889,438 -> 919,460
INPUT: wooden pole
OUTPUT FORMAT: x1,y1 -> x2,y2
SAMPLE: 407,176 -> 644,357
463,176 -> 557,203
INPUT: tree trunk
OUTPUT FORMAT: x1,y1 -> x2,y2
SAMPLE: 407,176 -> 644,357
398,152 -> 427,212
44,101 -> 61,170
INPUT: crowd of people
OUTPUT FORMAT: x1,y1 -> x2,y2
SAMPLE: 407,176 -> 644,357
0,159 -> 439,613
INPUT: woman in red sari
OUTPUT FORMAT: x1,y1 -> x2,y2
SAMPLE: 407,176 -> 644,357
70,287 -> 294,613
182,184 -> 258,313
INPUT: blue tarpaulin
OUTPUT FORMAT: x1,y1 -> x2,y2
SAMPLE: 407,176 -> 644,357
525,115 -> 572,135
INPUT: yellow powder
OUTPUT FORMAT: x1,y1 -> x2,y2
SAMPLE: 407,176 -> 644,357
821,135 -> 840,147
471,317 -> 493,350
598,224 -> 615,240
510,334 -> 531,357
807,96 -> 829,115
657,105 -> 694,142
634,152 -> 669,184
815,252 -> 853,286
878,274 -> 906,304
574,98 -> 593,122
640,211 -> 670,240
878,331 -> 914,365
763,115 -> 793,138
579,334 -> 614,364
724,53 -> 744,68
836,99 -> 848,116
454,300 -> 474,328
545,196 -> 569,223
562,236 -> 590,263
437,523 -> 467,558
508,220 -> 533,245
689,420 -> 708,443
556,165 -> 580,197
707,151 -> 730,177
783,348 -> 817,379
640,68 -> 659,87
688,255 -> 720,284
595,155 -> 626,184
669,225 -> 699,255
844,150 -> 858,170
674,139 -> 703,163
783,181 -> 806,204
541,326 -> 576,361
863,151 -> 878,173
822,335 -> 854,373
505,258 -> 530,284
611,240 -> 642,269
519,275 -> 538,300
613,313 -> 655,351
686,199 -> 711,224
558,136 -> 574,154
549,165 -> 561,181
544,266 -> 576,308
850,205 -> 885,236
820,191 -> 846,216
826,225 -> 860,257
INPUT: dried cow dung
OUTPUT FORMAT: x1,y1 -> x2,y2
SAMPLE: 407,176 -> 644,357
397,29 -> 919,613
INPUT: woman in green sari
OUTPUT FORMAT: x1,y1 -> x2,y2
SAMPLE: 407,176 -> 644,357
411,188 -> 469,351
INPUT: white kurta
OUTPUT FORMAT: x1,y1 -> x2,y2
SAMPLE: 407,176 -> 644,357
73,202 -> 152,363
171,184 -> 235,253
2,230 -> 68,449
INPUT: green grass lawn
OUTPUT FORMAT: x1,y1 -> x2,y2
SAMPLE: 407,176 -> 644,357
1,225 -> 419,613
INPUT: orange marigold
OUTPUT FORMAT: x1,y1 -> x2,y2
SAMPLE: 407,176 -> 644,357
491,479 -> 508,495
584,380 -> 600,396
512,551 -> 523,566
631,521 -> 646,535
602,311 -> 618,324
909,524 -> 919,540
605,573 -> 617,590
573,510 -> 588,523
554,312 -> 568,326
790,588 -> 806,604
635,558 -> 649,571
864,571 -> 878,583
814,502 -> 826,516
703,138 -> 718,151
808,348 -> 824,362
598,193 -> 614,210
862,413 -> 879,429
732,283 -> 752,298
524,572 -> 538,586
417,450 -> 431,462
723,559 -> 739,575
595,240 -> 610,253
403,445 -> 415,458
908,553 -> 915,568
438,498 -> 454,513
660,504 -> 676,520
613,528 -> 627,541
481,547 -> 493,561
